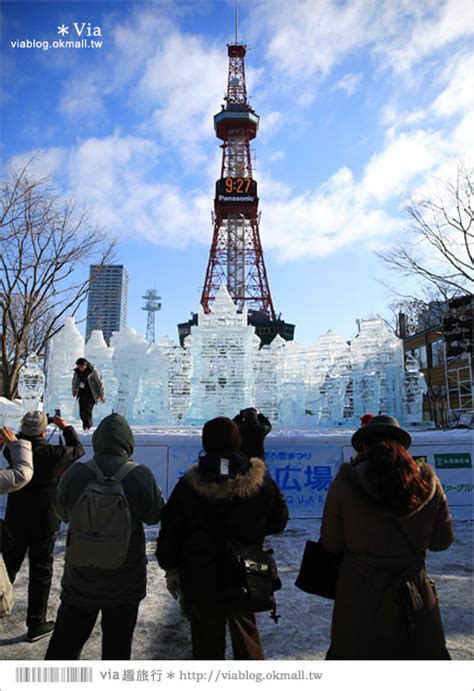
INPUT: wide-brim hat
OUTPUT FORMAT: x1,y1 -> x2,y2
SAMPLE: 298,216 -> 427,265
351,414 -> 411,452
21,410 -> 48,437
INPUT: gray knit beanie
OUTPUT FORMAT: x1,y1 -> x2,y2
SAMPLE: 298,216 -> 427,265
21,411 -> 48,437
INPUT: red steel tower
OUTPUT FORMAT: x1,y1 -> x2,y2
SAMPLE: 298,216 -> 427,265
178,39 -> 294,346
201,43 -> 275,318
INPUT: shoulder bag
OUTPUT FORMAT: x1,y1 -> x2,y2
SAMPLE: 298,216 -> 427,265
294,539 -> 341,599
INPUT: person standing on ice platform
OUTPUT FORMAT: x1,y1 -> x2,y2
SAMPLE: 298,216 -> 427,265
72,358 -> 104,430
319,414 -> 454,660
156,416 -> 288,660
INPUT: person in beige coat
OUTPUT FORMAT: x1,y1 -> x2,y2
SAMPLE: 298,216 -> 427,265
320,415 -> 454,660
1,426 -> 33,617
0,427 -> 33,493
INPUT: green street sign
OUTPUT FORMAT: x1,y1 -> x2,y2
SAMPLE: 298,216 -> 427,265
435,453 -> 472,469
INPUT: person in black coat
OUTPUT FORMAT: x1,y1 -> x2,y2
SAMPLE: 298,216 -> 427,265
232,407 -> 272,460
72,358 -> 104,430
156,416 -> 288,660
3,411 -> 85,642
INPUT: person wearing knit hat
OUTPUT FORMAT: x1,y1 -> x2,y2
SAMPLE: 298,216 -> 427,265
20,411 -> 48,437
317,413 -> 454,660
360,413 -> 375,427
2,414 -> 85,643
156,416 -> 288,660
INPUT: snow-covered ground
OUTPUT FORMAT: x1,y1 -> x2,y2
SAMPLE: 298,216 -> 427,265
1,519 -> 472,661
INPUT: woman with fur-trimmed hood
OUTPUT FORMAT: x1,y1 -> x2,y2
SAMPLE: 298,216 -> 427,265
320,414 -> 454,660
156,416 -> 288,660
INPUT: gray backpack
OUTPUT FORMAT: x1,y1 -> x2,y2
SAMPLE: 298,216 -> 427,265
66,459 -> 137,570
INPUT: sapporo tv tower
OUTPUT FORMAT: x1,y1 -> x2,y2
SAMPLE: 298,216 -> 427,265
178,21 -> 294,346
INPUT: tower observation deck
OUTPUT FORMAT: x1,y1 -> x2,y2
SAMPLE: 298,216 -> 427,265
178,41 -> 294,346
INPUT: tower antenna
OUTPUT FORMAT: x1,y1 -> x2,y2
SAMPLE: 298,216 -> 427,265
142,288 -> 162,344
235,0 -> 239,43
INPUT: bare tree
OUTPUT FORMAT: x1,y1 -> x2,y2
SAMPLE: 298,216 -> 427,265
0,160 -> 116,399
379,162 -> 473,302
385,293 -> 448,338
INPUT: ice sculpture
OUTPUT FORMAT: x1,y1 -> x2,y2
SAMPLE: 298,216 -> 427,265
110,328 -> 148,419
254,335 -> 285,423
134,337 -> 174,425
44,316 -> 84,419
18,353 -> 46,412
169,336 -> 192,423
351,319 -> 404,419
185,284 -> 259,423
39,294 -> 423,428
404,354 -> 428,422
325,363 -> 349,424
306,331 -> 351,425
277,340 -> 308,426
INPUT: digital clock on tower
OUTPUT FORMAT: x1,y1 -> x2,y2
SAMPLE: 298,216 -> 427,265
216,177 -> 257,201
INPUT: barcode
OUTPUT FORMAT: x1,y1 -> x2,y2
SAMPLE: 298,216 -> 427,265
16,667 -> 93,683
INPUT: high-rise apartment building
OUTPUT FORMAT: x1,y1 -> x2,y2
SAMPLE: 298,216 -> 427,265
86,265 -> 128,344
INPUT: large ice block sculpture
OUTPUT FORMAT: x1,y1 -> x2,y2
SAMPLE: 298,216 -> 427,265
351,319 -> 404,419
255,335 -> 285,423
44,316 -> 84,419
110,328 -> 148,419
134,337 -> 174,425
277,340 -> 308,426
404,354 -> 428,422
40,294 -> 423,428
185,284 -> 259,423
305,331 -> 351,425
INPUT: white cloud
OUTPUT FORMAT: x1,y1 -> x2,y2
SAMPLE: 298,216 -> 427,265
59,77 -> 105,118
137,32 -> 226,161
361,130 -> 449,203
268,150 -> 285,163
259,166 -> 402,261
374,0 -> 474,74
53,9 -> 227,167
259,111 -> 284,138
8,148 -> 68,180
248,0 -> 474,87
249,0 -> 376,82
332,72 -> 363,97
432,51 -> 474,117
66,133 -> 211,246
107,10 -> 177,92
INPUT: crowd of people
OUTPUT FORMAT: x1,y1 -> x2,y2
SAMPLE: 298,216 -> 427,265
0,391 -> 455,661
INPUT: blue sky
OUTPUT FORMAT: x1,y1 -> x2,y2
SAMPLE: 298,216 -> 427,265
2,0 -> 473,345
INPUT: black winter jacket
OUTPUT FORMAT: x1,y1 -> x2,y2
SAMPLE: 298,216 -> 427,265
4,427 -> 85,536
156,453 -> 288,603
